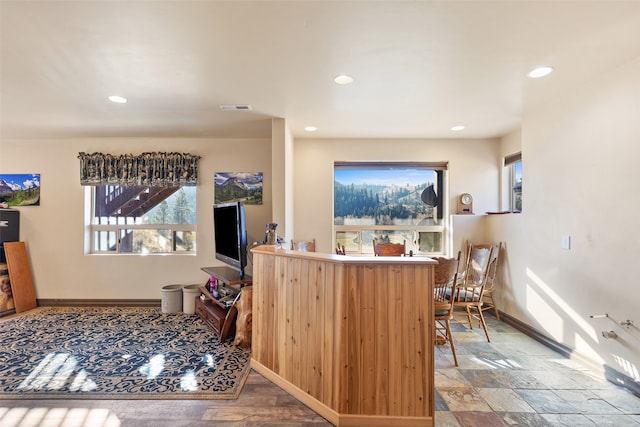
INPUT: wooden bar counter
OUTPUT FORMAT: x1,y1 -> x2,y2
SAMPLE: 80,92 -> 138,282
250,245 -> 436,427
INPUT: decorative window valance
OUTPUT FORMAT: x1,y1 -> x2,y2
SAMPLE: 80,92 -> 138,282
78,152 -> 201,186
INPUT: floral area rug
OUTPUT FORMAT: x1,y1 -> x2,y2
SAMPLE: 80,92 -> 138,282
0,306 -> 251,400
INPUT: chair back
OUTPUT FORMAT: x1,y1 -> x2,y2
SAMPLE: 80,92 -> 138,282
461,242 -> 501,287
434,252 -> 461,316
291,238 -> 315,252
454,244 -> 493,302
373,239 -> 406,256
483,242 -> 501,291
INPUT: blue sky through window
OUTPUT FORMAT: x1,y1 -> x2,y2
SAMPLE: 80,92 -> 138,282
334,169 -> 435,186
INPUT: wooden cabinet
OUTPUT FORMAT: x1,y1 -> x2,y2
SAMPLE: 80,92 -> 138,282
195,288 -> 234,340
250,246 -> 436,427
196,266 -> 252,341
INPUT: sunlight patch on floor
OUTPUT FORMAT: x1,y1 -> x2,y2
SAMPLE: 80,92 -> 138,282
180,369 -> 199,391
470,356 -> 524,370
612,354 -> 640,382
17,353 -> 95,392
139,354 -> 165,379
0,407 -> 121,427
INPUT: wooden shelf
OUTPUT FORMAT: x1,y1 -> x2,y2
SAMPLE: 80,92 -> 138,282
201,266 -> 252,286
195,296 -> 235,340
196,267 -> 252,341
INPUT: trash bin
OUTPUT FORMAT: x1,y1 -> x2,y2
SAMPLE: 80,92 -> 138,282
161,284 -> 183,314
182,284 -> 201,314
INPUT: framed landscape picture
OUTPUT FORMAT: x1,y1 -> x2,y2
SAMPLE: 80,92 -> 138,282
0,174 -> 40,206
214,172 -> 262,205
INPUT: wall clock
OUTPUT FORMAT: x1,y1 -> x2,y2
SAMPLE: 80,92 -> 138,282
457,193 -> 473,214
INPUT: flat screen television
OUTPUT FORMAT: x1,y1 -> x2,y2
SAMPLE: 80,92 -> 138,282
213,201 -> 248,279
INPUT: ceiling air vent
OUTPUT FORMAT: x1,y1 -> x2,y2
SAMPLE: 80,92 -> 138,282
219,105 -> 253,111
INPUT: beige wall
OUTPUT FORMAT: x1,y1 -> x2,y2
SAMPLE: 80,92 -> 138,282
499,128 -> 521,211
488,128 -> 527,321
1,137 -> 272,299
292,137 -> 500,255
488,56 -> 640,380
270,118 -> 295,243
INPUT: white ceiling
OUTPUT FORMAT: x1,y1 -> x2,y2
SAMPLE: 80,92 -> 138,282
2,1 -> 640,140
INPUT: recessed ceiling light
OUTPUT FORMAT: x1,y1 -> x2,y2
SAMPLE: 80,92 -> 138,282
451,125 -> 465,131
304,126 -> 317,132
334,74 -> 354,85
108,95 -> 127,104
527,66 -> 554,78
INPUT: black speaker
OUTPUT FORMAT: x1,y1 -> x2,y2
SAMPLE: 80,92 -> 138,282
0,209 -> 19,263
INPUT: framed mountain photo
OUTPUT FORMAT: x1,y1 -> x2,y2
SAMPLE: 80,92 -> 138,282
214,172 -> 262,205
0,174 -> 40,207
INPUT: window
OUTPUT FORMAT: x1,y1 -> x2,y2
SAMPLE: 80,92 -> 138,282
334,162 -> 447,256
90,185 -> 196,254
505,152 -> 522,212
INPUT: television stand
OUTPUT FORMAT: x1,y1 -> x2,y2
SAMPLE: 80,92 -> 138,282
201,266 -> 251,285
196,266 -> 252,340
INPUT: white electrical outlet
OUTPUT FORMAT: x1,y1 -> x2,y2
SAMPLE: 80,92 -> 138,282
562,235 -> 571,250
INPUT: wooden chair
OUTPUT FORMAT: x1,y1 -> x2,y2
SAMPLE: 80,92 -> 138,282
479,242 -> 502,320
291,238 -> 315,252
373,239 -> 406,256
459,241 -> 502,320
449,243 -> 494,342
335,244 -> 346,255
433,252 -> 461,366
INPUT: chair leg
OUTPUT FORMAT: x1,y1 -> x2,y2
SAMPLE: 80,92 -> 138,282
465,305 -> 474,329
490,294 -> 500,320
475,305 -> 491,342
445,320 -> 458,367
434,321 -> 446,345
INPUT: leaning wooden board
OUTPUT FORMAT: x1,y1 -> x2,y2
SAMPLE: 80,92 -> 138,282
3,241 -> 37,313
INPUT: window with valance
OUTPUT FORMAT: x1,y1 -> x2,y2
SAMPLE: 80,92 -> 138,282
78,152 -> 200,254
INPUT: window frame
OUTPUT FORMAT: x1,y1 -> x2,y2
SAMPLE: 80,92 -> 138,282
333,161 -> 448,256
88,185 -> 197,255
505,152 -> 522,212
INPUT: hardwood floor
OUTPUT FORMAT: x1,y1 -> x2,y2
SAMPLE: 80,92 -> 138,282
0,371 -> 333,427
2,312 -> 638,426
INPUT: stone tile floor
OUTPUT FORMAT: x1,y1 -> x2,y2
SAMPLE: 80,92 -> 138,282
434,314 -> 640,426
